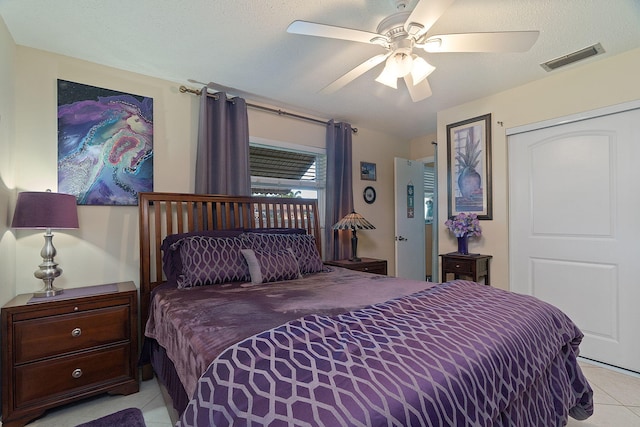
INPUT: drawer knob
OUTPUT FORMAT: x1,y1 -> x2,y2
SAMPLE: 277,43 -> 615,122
71,328 -> 82,337
455,264 -> 460,268
72,368 -> 83,379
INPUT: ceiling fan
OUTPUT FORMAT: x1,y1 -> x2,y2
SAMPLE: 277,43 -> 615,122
287,0 -> 539,102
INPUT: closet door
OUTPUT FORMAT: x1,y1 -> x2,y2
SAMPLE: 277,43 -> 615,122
508,103 -> 640,373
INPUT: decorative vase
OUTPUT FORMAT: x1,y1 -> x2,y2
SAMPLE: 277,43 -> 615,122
458,167 -> 482,198
457,234 -> 469,255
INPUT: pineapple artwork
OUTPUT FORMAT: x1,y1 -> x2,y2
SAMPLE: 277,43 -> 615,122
453,123 -> 484,212
447,113 -> 492,219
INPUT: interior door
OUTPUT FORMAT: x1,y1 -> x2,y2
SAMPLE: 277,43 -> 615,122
394,158 -> 425,280
508,104 -> 640,372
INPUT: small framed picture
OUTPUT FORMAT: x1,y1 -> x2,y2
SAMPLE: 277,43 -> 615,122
360,162 -> 377,181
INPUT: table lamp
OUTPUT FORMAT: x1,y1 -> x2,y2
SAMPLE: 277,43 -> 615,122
11,190 -> 79,297
332,211 -> 375,262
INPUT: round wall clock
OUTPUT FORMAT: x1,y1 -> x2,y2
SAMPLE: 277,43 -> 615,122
363,186 -> 376,204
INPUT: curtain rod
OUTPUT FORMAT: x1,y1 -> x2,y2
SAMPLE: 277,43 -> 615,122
179,85 -> 357,134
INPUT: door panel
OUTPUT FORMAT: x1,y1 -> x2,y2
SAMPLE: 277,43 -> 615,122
508,107 -> 640,372
394,158 -> 425,280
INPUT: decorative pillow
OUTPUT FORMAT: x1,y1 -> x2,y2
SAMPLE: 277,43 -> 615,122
289,234 -> 326,274
240,248 -> 302,284
244,228 -> 307,235
241,233 -> 325,274
172,236 -> 250,288
161,230 -> 244,282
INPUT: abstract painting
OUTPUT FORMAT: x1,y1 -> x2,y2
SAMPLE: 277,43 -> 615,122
57,80 -> 153,205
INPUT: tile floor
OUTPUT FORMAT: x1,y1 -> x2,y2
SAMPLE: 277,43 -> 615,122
7,358 -> 640,426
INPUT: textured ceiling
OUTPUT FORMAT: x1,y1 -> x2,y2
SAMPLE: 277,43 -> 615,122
1,0 -> 639,139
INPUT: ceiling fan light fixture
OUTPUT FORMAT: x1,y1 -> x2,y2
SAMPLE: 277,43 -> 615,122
375,66 -> 398,88
385,50 -> 414,78
410,55 -> 435,85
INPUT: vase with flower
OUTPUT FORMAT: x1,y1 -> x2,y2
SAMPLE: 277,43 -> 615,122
444,212 -> 482,255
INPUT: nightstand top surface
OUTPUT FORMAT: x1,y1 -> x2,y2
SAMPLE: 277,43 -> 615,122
325,257 -> 384,266
3,281 -> 136,308
440,253 -> 492,259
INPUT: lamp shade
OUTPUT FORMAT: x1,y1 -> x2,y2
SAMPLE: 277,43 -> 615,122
11,191 -> 79,229
332,211 -> 376,230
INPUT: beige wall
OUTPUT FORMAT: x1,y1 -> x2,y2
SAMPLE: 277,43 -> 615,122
409,132 -> 437,160
352,127 -> 409,275
437,47 -> 640,290
5,43 -> 409,303
0,16 -> 16,303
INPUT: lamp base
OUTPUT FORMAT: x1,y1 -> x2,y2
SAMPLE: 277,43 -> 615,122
33,285 -> 64,298
349,257 -> 362,262
33,231 -> 64,298
33,286 -> 64,298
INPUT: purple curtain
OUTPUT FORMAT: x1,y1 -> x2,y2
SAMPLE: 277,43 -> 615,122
325,120 -> 354,261
195,89 -> 251,196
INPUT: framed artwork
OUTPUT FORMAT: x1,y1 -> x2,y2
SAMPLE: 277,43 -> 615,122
57,79 -> 154,205
446,113 -> 492,220
360,162 -> 377,181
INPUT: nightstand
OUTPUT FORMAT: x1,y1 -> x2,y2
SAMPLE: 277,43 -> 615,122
1,281 -> 139,427
324,258 -> 388,275
440,253 -> 492,285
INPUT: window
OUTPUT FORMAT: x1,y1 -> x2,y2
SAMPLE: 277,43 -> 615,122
424,165 -> 435,223
249,138 -> 326,201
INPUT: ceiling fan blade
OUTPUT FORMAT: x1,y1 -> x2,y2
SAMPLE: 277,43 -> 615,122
287,20 -> 388,45
422,31 -> 540,53
321,53 -> 391,94
404,0 -> 455,39
404,74 -> 432,102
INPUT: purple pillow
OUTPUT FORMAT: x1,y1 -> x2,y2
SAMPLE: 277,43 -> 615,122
241,233 -> 325,274
244,228 -> 307,235
172,236 -> 250,288
240,248 -> 302,284
161,230 -> 244,282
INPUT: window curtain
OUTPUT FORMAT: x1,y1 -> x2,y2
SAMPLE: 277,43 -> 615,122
325,120 -> 354,261
195,89 -> 251,196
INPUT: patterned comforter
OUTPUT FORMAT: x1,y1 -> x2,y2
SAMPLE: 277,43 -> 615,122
145,267 -> 434,401
177,280 -> 593,427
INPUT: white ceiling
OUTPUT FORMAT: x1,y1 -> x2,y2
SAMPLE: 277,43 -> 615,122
1,0 -> 639,139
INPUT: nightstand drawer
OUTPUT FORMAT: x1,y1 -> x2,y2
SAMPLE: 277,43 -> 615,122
442,258 -> 474,275
324,258 -> 388,276
14,305 -> 130,364
15,344 -> 130,407
359,265 -> 387,275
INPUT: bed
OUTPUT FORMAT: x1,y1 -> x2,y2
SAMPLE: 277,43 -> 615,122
138,192 -> 593,426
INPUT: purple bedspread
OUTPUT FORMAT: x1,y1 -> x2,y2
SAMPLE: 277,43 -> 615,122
145,267 -> 434,400
178,280 -> 593,427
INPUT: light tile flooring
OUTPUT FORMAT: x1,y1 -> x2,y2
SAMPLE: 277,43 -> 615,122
7,359 -> 640,426
7,378 -> 173,427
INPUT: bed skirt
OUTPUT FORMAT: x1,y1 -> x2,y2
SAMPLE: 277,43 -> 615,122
140,338 -> 190,415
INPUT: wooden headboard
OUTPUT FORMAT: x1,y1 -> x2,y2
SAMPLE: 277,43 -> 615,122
138,192 -> 322,323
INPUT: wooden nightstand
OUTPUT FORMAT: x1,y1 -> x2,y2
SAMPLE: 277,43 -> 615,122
324,258 -> 388,275
440,253 -> 493,285
1,281 -> 139,427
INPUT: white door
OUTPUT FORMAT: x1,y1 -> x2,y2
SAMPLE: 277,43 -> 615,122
508,103 -> 640,372
394,158 -> 425,280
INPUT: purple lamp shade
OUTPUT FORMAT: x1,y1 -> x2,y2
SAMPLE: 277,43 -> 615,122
11,191 -> 79,229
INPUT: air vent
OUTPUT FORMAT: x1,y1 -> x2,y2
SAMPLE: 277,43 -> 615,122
540,43 -> 605,72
